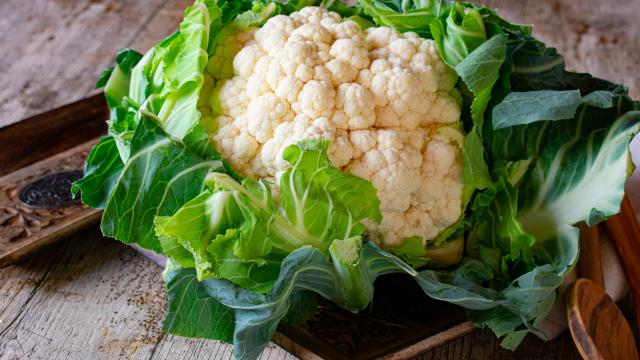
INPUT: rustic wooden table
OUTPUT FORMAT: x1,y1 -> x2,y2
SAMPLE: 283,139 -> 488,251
1,0 -> 638,359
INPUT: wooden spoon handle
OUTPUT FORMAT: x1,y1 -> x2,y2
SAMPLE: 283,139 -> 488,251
604,195 -> 640,333
578,223 -> 604,287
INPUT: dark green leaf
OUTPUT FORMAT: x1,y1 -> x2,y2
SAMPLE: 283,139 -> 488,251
492,90 -> 615,130
96,67 -> 114,89
163,263 -> 235,342
71,136 -> 124,208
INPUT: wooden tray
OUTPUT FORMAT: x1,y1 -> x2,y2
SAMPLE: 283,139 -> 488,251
0,96 -> 473,359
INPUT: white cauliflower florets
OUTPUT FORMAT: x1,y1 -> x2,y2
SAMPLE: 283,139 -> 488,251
208,7 -> 463,247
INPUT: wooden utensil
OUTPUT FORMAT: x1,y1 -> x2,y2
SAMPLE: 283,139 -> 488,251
577,224 -> 605,288
568,278 -> 639,360
567,196 -> 640,360
605,195 -> 640,331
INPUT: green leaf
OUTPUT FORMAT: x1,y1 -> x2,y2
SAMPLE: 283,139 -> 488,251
430,3 -> 487,66
329,236 -> 374,309
95,67 -> 114,89
466,177 -> 536,284
155,185 -> 282,293
455,34 -> 507,128
470,27 -> 639,346
208,230 -> 284,293
391,236 -> 429,268
103,49 -> 143,107
279,140 -> 383,251
101,117 -> 224,252
518,111 -> 640,236
163,261 -> 235,343
359,0 -> 448,37
156,139 -> 383,293
492,90 -> 615,130
71,136 -> 124,208
156,217 -> 196,268
154,1 -> 216,140
462,128 -> 492,204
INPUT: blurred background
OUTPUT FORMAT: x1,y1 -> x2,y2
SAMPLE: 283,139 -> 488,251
1,1 -> 639,359
1,0 -> 638,129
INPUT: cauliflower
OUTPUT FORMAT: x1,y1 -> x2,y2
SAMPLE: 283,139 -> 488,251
207,7 -> 463,248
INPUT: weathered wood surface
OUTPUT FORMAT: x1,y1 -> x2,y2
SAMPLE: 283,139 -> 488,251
0,0 -> 193,129
0,228 -> 297,360
0,229 -> 585,360
1,0 -> 639,359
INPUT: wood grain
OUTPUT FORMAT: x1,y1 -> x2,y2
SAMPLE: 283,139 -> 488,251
578,224 -> 604,287
568,279 -> 639,360
605,196 -> 640,334
0,0 -> 192,129
0,228 -> 295,360
0,94 -> 106,177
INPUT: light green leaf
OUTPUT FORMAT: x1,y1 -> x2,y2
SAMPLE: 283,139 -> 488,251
430,3 -> 487,66
279,140 -> 383,251
102,49 -> 143,107
359,0 -> 448,37
101,117 -> 224,252
154,183 -> 282,292
519,112 -> 640,237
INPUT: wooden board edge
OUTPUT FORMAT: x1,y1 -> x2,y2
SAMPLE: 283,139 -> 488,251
0,210 -> 101,268
381,321 -> 476,360
271,332 -> 325,360
0,139 -> 97,183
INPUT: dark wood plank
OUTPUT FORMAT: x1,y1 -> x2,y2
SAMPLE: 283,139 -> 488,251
0,94 -> 106,176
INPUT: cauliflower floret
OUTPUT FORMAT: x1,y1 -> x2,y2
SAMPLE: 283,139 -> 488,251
208,7 -> 463,248
293,80 -> 336,119
335,83 -> 375,130
246,93 -> 294,142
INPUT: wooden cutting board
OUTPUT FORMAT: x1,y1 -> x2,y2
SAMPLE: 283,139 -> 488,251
0,96 -> 474,359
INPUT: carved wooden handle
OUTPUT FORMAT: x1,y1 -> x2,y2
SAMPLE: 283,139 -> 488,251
0,140 -> 101,267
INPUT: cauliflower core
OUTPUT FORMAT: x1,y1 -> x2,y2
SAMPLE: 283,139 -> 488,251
206,7 -> 463,247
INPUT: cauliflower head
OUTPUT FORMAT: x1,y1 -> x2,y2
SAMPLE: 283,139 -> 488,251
206,7 -> 464,248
